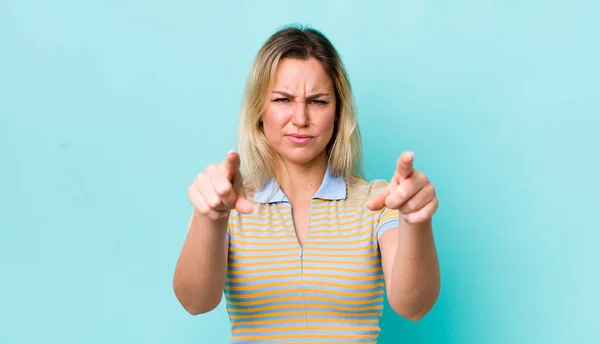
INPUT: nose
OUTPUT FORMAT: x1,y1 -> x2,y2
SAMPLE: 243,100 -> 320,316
291,101 -> 309,127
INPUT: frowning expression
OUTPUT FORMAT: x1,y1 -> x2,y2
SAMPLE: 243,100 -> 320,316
262,57 -> 337,166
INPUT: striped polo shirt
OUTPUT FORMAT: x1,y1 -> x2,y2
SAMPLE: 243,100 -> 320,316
225,165 -> 399,343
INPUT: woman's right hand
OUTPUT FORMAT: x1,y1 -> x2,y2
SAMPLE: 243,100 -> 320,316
188,151 -> 255,220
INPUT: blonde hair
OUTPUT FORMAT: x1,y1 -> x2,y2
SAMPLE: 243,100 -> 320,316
237,25 -> 364,190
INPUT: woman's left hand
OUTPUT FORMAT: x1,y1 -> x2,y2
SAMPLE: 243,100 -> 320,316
367,152 -> 439,224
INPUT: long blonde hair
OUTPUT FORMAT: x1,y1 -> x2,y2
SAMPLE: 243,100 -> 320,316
237,25 -> 364,190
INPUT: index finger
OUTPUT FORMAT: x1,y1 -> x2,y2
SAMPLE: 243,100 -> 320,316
221,150 -> 241,180
396,151 -> 415,179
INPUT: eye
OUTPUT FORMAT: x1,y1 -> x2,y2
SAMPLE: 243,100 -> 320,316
309,100 -> 328,105
273,97 -> 290,102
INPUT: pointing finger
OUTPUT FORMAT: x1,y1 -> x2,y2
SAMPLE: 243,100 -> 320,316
231,165 -> 255,214
221,150 -> 241,181
396,151 -> 415,179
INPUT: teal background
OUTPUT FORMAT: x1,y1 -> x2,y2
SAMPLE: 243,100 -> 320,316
1,1 -> 599,343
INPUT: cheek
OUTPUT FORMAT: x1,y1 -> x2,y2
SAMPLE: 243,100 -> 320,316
262,106 -> 286,139
316,106 -> 336,134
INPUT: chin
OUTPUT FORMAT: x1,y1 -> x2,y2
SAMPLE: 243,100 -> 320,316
280,148 -> 324,166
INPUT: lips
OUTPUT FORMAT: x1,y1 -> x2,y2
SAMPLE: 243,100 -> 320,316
288,134 -> 313,139
286,133 -> 314,144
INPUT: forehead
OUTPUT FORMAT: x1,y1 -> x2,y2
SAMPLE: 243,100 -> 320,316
272,57 -> 333,90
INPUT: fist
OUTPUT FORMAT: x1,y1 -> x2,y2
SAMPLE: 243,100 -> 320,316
188,151 -> 255,220
367,152 -> 438,224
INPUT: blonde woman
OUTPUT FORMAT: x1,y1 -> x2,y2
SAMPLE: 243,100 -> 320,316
174,25 -> 440,343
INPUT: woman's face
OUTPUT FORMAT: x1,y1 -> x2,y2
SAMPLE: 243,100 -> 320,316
262,57 -> 337,168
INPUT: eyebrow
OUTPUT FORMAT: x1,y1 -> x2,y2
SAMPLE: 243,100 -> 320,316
272,91 -> 330,99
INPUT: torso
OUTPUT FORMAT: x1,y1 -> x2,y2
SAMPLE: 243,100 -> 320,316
290,201 -> 310,246
224,177 -> 399,343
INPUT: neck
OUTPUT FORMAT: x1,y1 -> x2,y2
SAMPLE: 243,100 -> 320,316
275,153 -> 328,203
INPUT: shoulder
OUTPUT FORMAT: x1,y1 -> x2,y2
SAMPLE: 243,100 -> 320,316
241,178 -> 258,201
345,176 -> 390,201
227,179 -> 258,222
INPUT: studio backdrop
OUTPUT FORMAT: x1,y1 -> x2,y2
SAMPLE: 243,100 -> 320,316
1,1 -> 598,343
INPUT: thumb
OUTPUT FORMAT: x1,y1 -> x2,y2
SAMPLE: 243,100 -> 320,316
366,181 -> 395,211
234,184 -> 255,214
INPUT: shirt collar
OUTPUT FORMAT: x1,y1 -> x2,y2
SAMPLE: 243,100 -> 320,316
253,164 -> 346,204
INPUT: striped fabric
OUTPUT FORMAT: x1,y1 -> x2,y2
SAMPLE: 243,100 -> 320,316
225,165 -> 399,343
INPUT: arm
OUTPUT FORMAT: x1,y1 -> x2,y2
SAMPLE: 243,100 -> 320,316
173,151 -> 254,315
173,211 -> 229,315
367,151 -> 441,321
379,218 -> 440,321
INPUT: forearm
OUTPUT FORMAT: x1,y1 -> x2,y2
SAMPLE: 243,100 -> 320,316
173,210 -> 229,314
388,215 -> 440,320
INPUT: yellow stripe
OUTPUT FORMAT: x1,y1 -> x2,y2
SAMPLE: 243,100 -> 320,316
306,231 -> 372,240
307,251 -> 378,258
303,244 -> 377,252
228,272 -> 381,283
228,265 -> 381,276
229,311 -> 381,319
306,235 -> 374,246
228,253 -> 298,260
226,288 -> 383,299
308,219 -> 378,233
301,258 -> 380,266
233,229 -> 369,241
227,296 -> 384,306
228,273 -> 301,283
231,243 -> 376,253
228,280 -> 384,291
228,222 -> 287,233
302,281 -> 385,290
227,303 -> 382,313
231,235 -> 374,247
230,246 -> 296,253
228,266 -> 300,275
229,238 -> 296,246
304,272 -> 382,282
228,259 -> 298,268
234,215 -> 376,232
302,287 -> 384,298
233,318 -> 378,326
233,228 -> 290,236
304,211 -> 369,222
232,331 -> 379,339
229,250 -> 377,261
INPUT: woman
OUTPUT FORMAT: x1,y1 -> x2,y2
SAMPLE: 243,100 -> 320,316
174,25 -> 440,343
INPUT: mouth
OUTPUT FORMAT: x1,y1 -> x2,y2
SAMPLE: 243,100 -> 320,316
287,134 -> 314,139
286,134 -> 314,144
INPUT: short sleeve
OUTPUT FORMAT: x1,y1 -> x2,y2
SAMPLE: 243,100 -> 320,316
377,207 -> 399,240
226,209 -> 240,242
186,208 -> 232,243
369,179 -> 400,241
